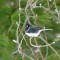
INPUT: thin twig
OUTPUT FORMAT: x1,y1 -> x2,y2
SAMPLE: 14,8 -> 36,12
39,36 -> 60,59
22,33 -> 38,60
54,0 -> 60,22
34,38 -> 45,60
43,27 -> 48,60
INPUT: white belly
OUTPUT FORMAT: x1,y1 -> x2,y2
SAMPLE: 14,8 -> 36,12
25,31 -> 40,37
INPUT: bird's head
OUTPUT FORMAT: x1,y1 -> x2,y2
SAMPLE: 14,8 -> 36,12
25,23 -> 31,31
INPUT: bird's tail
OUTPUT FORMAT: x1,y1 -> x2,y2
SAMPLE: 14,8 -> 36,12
39,29 -> 53,32
42,29 -> 53,31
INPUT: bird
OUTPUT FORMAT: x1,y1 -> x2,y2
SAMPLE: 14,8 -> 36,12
25,23 -> 52,37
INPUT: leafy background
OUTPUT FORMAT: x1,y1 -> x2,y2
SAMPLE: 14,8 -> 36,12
0,0 -> 60,60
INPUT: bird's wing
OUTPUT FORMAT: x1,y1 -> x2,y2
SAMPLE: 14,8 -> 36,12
27,26 -> 40,33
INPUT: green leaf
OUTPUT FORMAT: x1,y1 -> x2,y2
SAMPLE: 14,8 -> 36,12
47,50 -> 60,60
0,34 -> 9,47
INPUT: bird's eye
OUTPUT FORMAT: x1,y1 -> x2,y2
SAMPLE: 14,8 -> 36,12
27,25 -> 28,27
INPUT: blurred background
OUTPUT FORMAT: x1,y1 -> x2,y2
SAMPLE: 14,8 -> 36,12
0,0 -> 60,60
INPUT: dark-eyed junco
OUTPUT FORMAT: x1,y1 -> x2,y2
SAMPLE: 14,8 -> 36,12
25,23 -> 52,37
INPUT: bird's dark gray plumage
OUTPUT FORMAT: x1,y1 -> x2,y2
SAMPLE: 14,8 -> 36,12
25,23 -> 41,33
25,23 -> 52,37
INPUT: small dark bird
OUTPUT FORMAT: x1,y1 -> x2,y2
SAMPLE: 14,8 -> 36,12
25,23 -> 52,37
